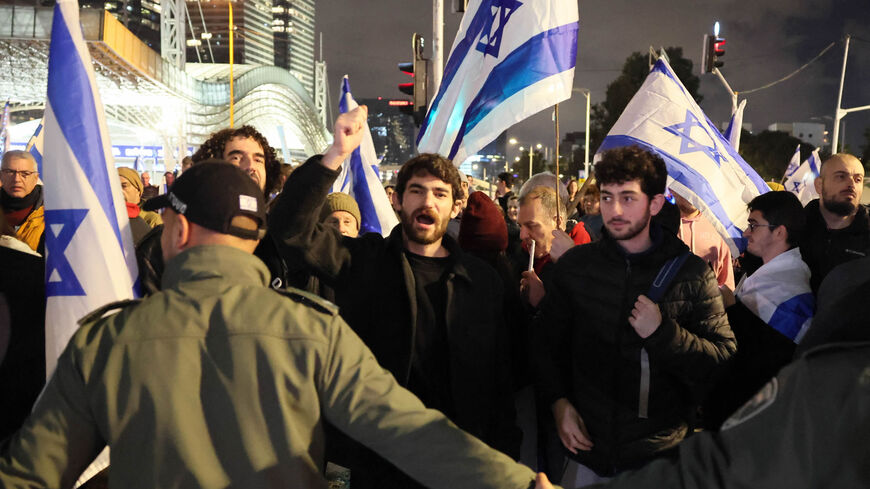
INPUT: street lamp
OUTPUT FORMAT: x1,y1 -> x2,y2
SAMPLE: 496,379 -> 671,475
509,139 -> 543,179
573,87 -> 592,179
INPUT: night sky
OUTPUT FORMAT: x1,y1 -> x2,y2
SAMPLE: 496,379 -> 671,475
317,0 -> 870,161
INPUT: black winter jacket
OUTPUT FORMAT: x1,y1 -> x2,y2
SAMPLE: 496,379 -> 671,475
535,225 -> 735,475
799,199 -> 870,293
269,156 -> 520,486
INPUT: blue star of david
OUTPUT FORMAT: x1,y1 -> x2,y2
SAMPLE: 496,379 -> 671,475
792,182 -> 802,192
44,208 -> 89,297
475,0 -> 523,58
663,110 -> 725,166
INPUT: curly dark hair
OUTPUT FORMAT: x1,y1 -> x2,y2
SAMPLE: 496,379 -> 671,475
594,145 -> 667,199
396,153 -> 462,203
192,125 -> 280,194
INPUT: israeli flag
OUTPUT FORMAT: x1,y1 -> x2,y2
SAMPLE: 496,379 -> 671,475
782,144 -> 801,182
722,99 -> 746,151
43,0 -> 138,376
331,76 -> 399,236
784,148 -> 821,206
735,248 -> 814,342
0,100 -> 9,153
25,119 -> 45,175
597,58 -> 769,255
416,0 -> 578,164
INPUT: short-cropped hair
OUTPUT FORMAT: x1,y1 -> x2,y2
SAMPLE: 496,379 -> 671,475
1,150 -> 37,171
748,191 -> 805,247
594,145 -> 667,199
396,153 -> 461,203
519,185 -> 565,220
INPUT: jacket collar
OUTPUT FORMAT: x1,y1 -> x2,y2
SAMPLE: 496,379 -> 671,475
805,198 -> 870,234
600,222 -> 687,264
162,245 -> 270,290
385,223 -> 473,283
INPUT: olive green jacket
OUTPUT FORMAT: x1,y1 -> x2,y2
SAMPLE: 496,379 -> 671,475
591,342 -> 870,489
0,245 -> 536,489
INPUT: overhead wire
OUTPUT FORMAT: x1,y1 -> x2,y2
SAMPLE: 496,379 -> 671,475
737,40 -> 837,95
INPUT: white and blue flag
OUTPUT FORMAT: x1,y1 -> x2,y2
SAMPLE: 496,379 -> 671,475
25,119 -> 45,175
722,99 -> 746,151
596,58 -> 769,255
43,0 -> 138,375
782,144 -> 801,182
735,248 -> 814,342
331,76 -> 399,236
0,100 -> 10,154
416,0 -> 578,164
784,147 -> 821,206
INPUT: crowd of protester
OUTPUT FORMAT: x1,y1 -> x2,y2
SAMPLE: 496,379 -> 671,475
0,106 -> 868,488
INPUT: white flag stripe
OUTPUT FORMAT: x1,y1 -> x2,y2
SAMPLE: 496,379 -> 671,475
417,0 -> 578,163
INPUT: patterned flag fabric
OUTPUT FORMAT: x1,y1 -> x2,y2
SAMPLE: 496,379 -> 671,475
596,58 -> 769,255
331,76 -> 399,236
43,0 -> 138,376
735,248 -> 814,342
416,0 -> 578,164
25,119 -> 45,176
782,144 -> 801,182
0,100 -> 10,154
784,148 -> 821,206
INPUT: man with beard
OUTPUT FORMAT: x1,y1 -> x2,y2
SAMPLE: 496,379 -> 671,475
534,145 -> 735,486
270,106 -> 519,489
799,153 -> 868,292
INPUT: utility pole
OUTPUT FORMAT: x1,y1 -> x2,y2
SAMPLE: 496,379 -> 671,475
831,35 -> 870,154
432,0 -> 444,95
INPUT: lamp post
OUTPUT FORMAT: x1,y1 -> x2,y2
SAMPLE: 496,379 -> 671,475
573,87 -> 592,179
508,138 -> 542,181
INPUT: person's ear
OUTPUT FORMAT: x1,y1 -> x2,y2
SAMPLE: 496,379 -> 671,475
814,175 -> 823,195
450,199 -> 462,219
649,194 -> 665,216
172,214 -> 192,251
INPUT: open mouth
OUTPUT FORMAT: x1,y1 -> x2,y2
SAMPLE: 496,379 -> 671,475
416,214 -> 435,226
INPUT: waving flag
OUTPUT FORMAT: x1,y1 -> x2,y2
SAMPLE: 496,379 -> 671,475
416,0 -> 578,164
43,0 -> 138,376
784,148 -> 821,206
331,76 -> 399,236
596,58 -> 769,255
25,119 -> 45,175
722,99 -> 746,151
782,144 -> 801,182
0,100 -> 10,154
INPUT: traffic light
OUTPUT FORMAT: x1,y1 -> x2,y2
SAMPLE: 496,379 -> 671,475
701,24 -> 726,73
397,33 -> 428,126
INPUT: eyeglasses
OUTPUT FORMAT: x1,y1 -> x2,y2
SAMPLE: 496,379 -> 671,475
0,169 -> 37,178
747,222 -> 777,232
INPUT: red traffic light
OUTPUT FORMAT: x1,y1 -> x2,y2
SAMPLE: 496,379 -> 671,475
398,62 -> 414,76
398,82 -> 414,96
714,37 -> 726,56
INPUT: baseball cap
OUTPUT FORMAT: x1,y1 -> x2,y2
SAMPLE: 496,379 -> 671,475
143,160 -> 267,240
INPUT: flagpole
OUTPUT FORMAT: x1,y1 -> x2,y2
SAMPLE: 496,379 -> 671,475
554,103 -> 561,224
229,1 -> 235,128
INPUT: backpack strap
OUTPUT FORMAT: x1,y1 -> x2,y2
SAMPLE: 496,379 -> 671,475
638,251 -> 691,419
646,251 -> 691,303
